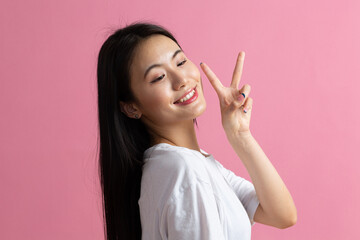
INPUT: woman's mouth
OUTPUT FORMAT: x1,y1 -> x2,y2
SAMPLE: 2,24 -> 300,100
174,87 -> 198,105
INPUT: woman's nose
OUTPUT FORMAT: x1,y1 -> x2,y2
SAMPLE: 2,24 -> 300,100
171,70 -> 189,90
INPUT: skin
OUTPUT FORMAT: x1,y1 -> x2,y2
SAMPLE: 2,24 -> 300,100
121,34 -> 297,228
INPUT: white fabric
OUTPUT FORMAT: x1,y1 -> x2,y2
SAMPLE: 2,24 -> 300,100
138,143 -> 260,240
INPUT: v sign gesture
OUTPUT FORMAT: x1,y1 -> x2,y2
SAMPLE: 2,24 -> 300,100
200,51 -> 253,138
200,51 -> 297,229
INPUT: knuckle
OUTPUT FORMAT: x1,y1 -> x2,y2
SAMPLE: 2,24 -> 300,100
224,97 -> 232,106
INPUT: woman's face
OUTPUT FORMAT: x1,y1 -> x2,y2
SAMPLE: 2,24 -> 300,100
127,34 -> 206,127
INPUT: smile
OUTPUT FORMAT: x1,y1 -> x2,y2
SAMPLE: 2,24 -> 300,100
174,87 -> 198,105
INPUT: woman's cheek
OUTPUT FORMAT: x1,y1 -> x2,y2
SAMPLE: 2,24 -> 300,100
145,89 -> 169,107
188,61 -> 201,80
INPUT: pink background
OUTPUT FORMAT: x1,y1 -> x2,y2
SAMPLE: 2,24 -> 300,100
1,0 -> 359,239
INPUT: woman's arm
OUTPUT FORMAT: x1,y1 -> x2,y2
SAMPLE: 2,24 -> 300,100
200,51 -> 297,229
226,130 -> 297,229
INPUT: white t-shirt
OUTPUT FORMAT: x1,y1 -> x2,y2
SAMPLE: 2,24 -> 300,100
138,143 -> 260,240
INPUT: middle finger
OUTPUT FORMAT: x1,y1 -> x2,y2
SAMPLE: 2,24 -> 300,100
231,51 -> 245,89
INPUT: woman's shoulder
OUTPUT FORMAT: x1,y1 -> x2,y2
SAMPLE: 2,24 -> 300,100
143,143 -> 196,173
142,143 -> 213,187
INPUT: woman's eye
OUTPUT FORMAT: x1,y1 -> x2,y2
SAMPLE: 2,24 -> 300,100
150,59 -> 186,83
151,74 -> 165,83
177,59 -> 187,66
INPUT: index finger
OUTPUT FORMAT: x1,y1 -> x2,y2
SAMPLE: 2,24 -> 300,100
200,62 -> 224,96
231,51 -> 245,89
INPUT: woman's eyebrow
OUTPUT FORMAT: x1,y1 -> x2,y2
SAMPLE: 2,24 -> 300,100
143,49 -> 183,79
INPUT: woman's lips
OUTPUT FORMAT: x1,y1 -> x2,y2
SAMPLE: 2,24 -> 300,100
174,87 -> 196,103
174,87 -> 198,105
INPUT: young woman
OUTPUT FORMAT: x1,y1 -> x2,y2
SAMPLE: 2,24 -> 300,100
97,21 -> 297,240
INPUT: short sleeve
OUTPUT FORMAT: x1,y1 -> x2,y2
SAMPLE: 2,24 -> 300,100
161,173 -> 226,240
214,160 -> 260,226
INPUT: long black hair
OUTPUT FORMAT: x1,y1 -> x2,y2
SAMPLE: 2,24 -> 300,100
96,21 -> 198,240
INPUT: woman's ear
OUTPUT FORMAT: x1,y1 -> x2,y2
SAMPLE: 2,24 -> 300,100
119,101 -> 142,119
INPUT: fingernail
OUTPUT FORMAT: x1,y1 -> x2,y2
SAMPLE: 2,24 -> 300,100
200,62 -> 203,65
237,93 -> 245,102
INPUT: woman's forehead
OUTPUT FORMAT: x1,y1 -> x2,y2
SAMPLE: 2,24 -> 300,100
133,35 -> 180,67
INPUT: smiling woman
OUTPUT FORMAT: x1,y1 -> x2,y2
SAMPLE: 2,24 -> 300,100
96,21 -> 296,240
96,22 -> 206,240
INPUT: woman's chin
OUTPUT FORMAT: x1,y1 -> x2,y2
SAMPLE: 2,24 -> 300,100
194,100 -> 207,118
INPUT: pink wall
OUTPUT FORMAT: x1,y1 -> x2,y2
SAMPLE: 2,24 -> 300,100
1,0 -> 359,239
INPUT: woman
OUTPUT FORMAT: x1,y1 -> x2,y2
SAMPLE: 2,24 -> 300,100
97,21 -> 297,240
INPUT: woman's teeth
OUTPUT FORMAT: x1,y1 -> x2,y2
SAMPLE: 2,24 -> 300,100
177,89 -> 195,103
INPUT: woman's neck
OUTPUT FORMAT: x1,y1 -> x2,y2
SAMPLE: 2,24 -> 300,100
149,120 -> 202,153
